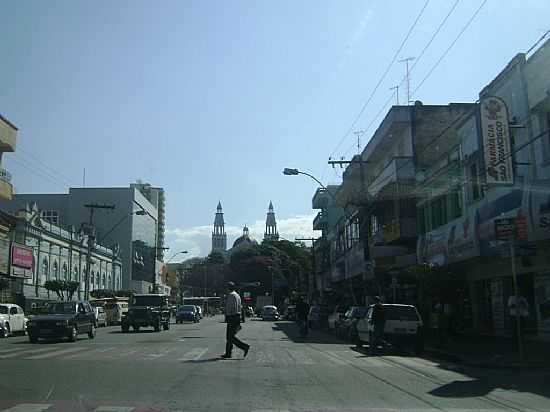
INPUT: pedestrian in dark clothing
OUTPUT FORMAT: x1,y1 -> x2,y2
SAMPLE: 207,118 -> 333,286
221,282 -> 250,359
370,296 -> 386,355
296,296 -> 310,336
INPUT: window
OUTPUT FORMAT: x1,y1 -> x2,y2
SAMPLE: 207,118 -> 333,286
52,261 -> 59,280
431,196 -> 447,229
417,207 -> 426,234
370,215 -> 379,236
62,264 -> 68,280
40,210 -> 59,225
74,266 -> 79,282
102,274 -> 106,288
41,259 -> 49,283
450,192 -> 463,219
96,273 -> 100,288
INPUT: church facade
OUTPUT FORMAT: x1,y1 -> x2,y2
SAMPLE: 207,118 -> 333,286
211,201 -> 279,255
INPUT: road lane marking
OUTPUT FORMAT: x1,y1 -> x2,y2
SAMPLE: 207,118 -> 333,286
0,404 -> 52,412
287,349 -> 314,365
93,407 -> 135,412
24,347 -> 85,359
145,348 -> 176,359
178,347 -> 207,361
0,347 -> 34,354
0,347 -> 57,359
63,346 -> 118,359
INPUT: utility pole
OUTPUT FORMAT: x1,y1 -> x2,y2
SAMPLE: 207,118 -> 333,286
353,130 -> 365,155
296,237 -> 317,300
398,57 -> 415,105
390,85 -> 400,105
83,203 -> 115,300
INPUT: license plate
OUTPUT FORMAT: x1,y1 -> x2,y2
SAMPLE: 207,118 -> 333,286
40,329 -> 53,334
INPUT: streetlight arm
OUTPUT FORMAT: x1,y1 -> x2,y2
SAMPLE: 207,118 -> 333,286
297,171 -> 328,190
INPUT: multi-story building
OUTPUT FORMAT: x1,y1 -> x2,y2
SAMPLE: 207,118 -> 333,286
7,202 -> 121,311
335,103 -> 474,304
0,184 -> 163,293
417,38 -> 550,338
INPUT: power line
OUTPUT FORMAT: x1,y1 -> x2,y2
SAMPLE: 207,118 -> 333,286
337,0 -> 461,160
412,0 -> 487,97
16,146 -> 76,186
9,156 -> 69,191
12,152 -> 72,188
328,0 -> 431,159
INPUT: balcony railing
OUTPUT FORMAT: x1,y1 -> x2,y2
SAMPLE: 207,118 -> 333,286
0,167 -> 12,183
313,211 -> 328,231
368,157 -> 415,199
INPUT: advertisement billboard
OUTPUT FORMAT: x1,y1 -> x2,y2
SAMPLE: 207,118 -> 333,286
480,96 -> 514,185
10,243 -> 33,279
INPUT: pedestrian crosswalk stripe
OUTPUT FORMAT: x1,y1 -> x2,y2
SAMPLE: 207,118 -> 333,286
24,347 -> 85,359
287,350 -> 314,365
0,347 -> 56,359
64,347 -> 116,359
93,407 -> 135,412
0,347 -> 33,355
0,404 -> 52,412
145,348 -> 176,359
178,347 -> 207,361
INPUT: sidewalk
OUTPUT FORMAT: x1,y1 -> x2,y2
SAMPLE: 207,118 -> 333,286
424,332 -> 550,370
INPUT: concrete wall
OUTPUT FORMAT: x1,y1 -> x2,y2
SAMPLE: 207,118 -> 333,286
0,194 -> 70,224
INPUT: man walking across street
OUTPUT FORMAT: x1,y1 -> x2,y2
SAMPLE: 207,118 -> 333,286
370,296 -> 386,355
296,295 -> 310,337
221,282 -> 250,359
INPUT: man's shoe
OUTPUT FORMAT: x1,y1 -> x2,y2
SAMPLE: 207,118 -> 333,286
243,346 -> 250,358
221,354 -> 232,359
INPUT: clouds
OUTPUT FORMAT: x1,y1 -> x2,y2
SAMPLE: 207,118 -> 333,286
165,213 -> 319,259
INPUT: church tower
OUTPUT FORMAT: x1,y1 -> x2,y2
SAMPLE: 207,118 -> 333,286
212,201 -> 227,253
264,201 -> 279,241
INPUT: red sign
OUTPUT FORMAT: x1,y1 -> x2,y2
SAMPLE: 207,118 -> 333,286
11,244 -> 33,269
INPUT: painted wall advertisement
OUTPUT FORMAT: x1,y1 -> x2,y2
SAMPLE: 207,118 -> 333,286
480,96 -> 514,185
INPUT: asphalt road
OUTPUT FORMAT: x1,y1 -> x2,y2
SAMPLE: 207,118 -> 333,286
1,315 -> 549,411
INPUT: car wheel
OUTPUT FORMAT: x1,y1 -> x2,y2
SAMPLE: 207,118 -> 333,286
154,321 -> 161,332
88,324 -> 96,339
29,335 -> 38,343
163,321 -> 170,331
68,326 -> 77,342
133,325 -> 140,332
121,324 -> 129,333
1,324 -> 9,338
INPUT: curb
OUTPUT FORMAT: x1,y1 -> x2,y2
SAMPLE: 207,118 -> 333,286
424,347 -> 549,371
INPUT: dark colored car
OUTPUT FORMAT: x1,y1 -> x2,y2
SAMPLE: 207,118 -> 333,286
121,294 -> 170,332
27,301 -> 96,343
176,305 -> 200,323
336,306 -> 368,340
284,305 -> 296,320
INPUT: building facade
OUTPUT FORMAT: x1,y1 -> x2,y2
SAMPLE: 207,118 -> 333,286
264,201 -> 279,241
211,202 -> 227,253
0,184 -> 164,293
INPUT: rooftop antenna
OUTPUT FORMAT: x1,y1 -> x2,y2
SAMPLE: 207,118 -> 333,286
398,57 -> 415,104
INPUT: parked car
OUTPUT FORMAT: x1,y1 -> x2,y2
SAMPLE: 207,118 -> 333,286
308,305 -> 322,329
261,305 -> 280,321
245,306 -> 255,317
356,304 -> 424,353
0,303 -> 27,338
327,305 -> 348,331
27,301 -> 96,343
176,305 -> 200,323
105,302 -> 129,326
93,306 -> 107,327
284,305 -> 296,320
336,306 -> 367,340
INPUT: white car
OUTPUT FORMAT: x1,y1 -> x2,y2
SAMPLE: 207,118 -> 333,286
356,304 -> 424,353
0,303 -> 27,338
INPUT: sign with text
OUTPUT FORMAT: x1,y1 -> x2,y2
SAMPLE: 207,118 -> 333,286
480,96 -> 513,185
495,218 -> 515,241
11,243 -> 33,269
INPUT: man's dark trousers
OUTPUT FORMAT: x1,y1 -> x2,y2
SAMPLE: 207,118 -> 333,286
225,314 -> 249,356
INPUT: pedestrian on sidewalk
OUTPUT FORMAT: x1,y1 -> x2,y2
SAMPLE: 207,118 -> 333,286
370,296 -> 386,355
221,282 -> 250,359
296,295 -> 310,337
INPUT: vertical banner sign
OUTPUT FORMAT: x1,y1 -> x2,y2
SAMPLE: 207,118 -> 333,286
480,96 -> 514,185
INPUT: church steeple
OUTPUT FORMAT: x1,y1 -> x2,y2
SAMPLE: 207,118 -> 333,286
212,201 -> 227,253
264,201 -> 279,241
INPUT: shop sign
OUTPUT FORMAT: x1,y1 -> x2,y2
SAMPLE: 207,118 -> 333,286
419,227 -> 448,266
525,184 -> 550,242
495,218 -> 515,241
480,96 -> 513,185
11,243 -> 33,269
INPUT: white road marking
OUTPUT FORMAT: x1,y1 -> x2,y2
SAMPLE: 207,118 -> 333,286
0,404 -> 52,412
0,347 -> 34,354
23,346 -> 85,359
93,407 -> 135,412
64,346 -> 116,359
178,347 -> 207,361
145,348 -> 176,359
0,347 -> 57,359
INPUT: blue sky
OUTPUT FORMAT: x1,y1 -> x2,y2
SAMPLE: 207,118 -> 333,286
1,1 -> 549,257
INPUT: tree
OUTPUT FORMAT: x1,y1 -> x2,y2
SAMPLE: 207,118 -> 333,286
207,251 -> 226,264
44,280 -> 81,301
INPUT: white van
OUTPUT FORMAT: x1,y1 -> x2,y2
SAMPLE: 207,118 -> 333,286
356,304 -> 424,353
105,302 -> 129,326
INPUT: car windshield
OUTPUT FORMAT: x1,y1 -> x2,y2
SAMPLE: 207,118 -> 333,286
263,307 -> 276,313
385,306 -> 419,321
132,296 -> 165,306
351,307 -> 367,318
180,305 -> 195,312
0,306 -> 8,314
46,303 -> 76,314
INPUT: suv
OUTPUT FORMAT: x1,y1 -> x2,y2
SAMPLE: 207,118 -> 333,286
121,294 -> 170,333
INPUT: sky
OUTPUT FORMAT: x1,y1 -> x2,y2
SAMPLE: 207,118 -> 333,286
1,0 -> 549,259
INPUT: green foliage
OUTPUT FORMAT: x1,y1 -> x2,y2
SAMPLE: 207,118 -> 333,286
44,280 -> 81,301
207,251 -> 226,264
